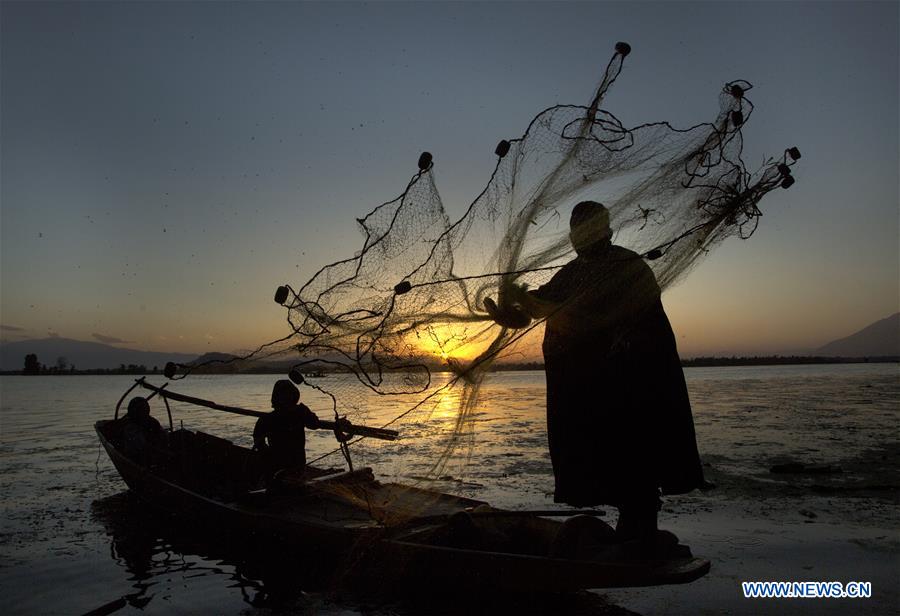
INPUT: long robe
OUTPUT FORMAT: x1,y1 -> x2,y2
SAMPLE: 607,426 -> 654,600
531,243 -> 704,507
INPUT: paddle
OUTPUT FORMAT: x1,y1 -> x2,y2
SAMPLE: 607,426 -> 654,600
137,380 -> 399,441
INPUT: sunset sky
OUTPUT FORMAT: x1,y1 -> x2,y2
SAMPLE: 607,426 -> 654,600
2,2 -> 897,358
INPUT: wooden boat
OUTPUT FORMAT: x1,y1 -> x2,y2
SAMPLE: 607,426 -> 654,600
96,379 -> 710,593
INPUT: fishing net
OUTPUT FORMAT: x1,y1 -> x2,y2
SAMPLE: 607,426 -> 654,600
172,42 -> 800,490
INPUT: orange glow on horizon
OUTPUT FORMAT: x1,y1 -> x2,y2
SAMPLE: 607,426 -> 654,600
409,323 -> 481,363
407,321 -> 546,366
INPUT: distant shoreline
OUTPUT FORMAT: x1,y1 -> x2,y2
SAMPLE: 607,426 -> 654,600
682,355 -> 899,367
485,356 -> 899,371
1,355 -> 897,376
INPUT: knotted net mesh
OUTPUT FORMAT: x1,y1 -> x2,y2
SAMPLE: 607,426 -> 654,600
181,43 -> 800,489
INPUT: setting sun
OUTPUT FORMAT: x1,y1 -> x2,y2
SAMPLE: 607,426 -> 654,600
408,322 -> 494,364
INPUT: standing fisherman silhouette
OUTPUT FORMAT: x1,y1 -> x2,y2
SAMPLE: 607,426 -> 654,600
485,201 -> 706,549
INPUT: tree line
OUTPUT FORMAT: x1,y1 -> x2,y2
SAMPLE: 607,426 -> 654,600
19,354 -> 161,375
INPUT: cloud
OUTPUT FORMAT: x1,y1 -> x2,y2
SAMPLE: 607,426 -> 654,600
47,331 -> 60,338
92,333 -> 133,345
1,324 -> 25,331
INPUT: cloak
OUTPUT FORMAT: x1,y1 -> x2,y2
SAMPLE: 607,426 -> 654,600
531,243 -> 705,506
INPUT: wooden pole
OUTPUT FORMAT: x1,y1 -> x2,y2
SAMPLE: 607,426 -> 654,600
136,380 -> 399,441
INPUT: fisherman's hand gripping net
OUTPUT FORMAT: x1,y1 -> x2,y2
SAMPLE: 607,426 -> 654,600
181,43 -> 800,478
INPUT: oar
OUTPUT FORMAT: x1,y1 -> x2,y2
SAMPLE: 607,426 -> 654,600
137,380 -> 399,441
81,596 -> 126,616
81,591 -> 151,616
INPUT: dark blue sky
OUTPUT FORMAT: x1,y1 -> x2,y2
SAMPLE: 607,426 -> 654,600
2,1 -> 897,355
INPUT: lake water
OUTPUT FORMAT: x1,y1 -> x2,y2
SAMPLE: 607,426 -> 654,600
1,364 -> 898,614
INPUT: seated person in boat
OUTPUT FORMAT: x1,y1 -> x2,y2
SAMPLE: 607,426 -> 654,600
120,396 -> 165,462
484,201 -> 706,553
253,380 -> 320,480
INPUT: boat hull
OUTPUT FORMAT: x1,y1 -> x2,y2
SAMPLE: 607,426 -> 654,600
97,421 -> 360,555
96,420 -> 710,593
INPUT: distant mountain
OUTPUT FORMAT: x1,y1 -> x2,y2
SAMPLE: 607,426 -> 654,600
187,352 -> 247,374
189,352 -> 240,365
0,337 -> 199,371
816,313 -> 900,357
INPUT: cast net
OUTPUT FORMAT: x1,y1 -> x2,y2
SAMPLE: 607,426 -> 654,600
176,42 -> 800,495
